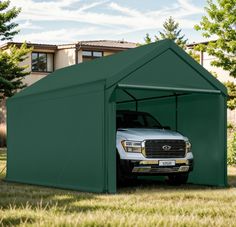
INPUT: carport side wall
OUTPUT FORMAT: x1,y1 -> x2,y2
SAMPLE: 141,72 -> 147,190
178,93 -> 227,186
6,80 -> 107,192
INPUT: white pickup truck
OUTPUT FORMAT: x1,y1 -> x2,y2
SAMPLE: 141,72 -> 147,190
116,110 -> 194,185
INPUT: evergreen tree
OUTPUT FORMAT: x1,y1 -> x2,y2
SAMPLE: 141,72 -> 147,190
143,17 -> 199,62
144,33 -> 152,44
155,17 -> 188,49
0,0 -> 20,40
0,0 -> 31,100
0,43 -> 31,99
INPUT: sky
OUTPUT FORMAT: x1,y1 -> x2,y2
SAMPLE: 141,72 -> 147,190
6,0 -> 210,45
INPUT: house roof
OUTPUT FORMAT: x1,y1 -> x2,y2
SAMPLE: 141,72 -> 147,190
11,39 -> 227,100
0,42 -> 57,50
1,40 -> 137,51
187,40 -> 217,49
77,40 -> 137,49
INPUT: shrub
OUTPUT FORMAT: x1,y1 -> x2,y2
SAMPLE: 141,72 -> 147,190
228,132 -> 236,165
228,123 -> 234,130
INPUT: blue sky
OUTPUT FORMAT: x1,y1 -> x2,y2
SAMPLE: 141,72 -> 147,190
8,0 -> 210,45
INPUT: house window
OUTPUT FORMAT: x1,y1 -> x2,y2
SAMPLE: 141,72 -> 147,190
31,52 -> 54,72
82,50 -> 103,62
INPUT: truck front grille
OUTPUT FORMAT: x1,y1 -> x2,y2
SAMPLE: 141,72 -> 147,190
144,140 -> 186,158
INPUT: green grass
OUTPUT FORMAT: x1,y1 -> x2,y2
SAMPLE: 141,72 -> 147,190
1,149 -> 236,227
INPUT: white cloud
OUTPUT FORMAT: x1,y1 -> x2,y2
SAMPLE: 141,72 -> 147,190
108,2 -> 142,17
79,0 -> 109,12
177,0 -> 203,14
15,27 -> 119,44
8,0 -> 205,43
18,20 -> 42,30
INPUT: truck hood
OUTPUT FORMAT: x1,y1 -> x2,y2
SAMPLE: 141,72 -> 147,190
117,128 -> 187,141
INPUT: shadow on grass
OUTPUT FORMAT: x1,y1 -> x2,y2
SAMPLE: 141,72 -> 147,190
1,216 -> 35,226
0,178 -> 98,226
117,174 -> 236,193
0,153 -> 6,161
118,179 -> 201,192
228,174 -> 236,187
0,180 -> 100,225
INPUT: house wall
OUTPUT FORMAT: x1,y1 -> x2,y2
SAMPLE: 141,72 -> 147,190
78,50 -> 83,63
1,46 -> 121,101
104,51 -> 116,56
55,48 -> 76,69
21,49 -> 56,87
23,47 -> 76,87
77,50 -> 118,63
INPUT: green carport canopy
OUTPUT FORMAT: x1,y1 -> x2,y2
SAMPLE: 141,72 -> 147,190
6,39 -> 227,193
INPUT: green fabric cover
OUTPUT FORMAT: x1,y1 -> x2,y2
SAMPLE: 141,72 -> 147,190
7,39 -> 227,193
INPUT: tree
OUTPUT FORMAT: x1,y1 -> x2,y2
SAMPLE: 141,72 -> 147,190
144,17 -> 188,49
194,0 -> 236,78
144,33 -> 152,44
0,0 -> 31,100
0,0 -> 20,40
143,17 -> 200,62
0,43 -> 31,99
156,17 -> 188,49
194,0 -> 236,109
188,49 -> 200,63
225,81 -> 236,110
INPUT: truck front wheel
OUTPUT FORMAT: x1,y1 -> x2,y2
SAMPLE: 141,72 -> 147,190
167,173 -> 189,185
116,152 -> 137,186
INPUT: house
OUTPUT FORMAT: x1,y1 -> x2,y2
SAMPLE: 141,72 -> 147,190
0,40 -> 138,86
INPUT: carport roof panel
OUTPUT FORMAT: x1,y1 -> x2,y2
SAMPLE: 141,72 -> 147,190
118,48 -> 219,92
12,39 -> 227,99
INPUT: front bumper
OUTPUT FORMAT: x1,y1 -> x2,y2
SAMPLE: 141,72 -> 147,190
119,158 -> 194,175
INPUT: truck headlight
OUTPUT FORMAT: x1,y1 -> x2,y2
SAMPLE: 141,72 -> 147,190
121,140 -> 142,153
186,141 -> 191,153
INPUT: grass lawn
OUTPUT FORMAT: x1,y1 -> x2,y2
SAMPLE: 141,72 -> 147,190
1,149 -> 236,227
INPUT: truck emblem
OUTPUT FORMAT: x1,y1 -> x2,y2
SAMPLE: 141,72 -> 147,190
162,145 -> 171,151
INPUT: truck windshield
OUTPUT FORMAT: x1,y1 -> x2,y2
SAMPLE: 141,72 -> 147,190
117,112 -> 163,129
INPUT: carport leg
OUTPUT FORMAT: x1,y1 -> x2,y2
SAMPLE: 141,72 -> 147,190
104,88 -> 117,193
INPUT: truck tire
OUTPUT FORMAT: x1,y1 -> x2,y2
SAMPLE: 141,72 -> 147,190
116,153 -> 126,186
167,173 -> 189,185
116,152 -> 137,187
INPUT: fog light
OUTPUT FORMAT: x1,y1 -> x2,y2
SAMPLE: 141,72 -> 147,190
179,166 -> 189,172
